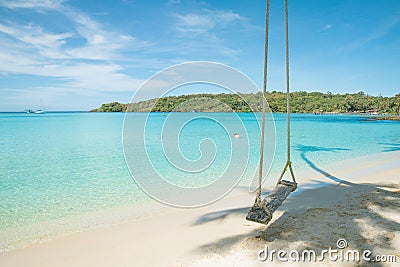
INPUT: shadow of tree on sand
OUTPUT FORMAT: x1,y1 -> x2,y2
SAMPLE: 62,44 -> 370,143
192,146 -> 400,266
297,144 -> 353,185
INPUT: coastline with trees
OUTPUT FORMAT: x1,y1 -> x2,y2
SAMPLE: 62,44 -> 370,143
91,91 -> 400,117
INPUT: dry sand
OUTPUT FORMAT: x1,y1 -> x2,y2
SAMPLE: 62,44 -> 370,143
0,151 -> 399,267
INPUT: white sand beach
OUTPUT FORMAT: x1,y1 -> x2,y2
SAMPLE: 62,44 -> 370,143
0,151 -> 399,267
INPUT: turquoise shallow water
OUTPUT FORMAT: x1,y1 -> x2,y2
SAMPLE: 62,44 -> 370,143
0,112 -> 399,232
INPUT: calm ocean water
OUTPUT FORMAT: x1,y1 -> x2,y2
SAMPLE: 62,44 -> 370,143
1,112 -> 399,233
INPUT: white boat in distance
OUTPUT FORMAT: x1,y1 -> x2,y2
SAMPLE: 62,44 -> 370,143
26,109 -> 46,114
34,109 -> 46,114
26,100 -> 46,114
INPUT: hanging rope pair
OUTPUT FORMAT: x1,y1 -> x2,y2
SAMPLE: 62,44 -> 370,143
246,0 -> 297,225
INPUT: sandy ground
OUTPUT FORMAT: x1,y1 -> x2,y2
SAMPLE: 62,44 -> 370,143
0,151 -> 399,267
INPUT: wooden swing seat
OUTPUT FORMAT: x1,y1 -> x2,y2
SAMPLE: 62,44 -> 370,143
246,180 -> 297,225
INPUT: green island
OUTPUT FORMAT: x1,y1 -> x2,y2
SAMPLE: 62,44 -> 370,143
91,91 -> 400,116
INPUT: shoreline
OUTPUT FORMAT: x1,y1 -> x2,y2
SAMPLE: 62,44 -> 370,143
0,149 -> 395,252
0,150 -> 399,266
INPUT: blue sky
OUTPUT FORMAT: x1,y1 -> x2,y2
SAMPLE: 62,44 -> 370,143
0,0 -> 399,111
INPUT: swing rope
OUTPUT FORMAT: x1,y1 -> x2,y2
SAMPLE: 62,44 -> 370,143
255,0 -> 270,206
255,0 -> 296,207
246,0 -> 297,225
277,0 -> 297,186
285,0 -> 290,164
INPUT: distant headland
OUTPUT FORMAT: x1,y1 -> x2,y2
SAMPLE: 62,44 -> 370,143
91,91 -> 400,117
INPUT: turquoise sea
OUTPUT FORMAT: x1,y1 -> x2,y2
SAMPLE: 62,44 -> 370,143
0,112 -> 399,241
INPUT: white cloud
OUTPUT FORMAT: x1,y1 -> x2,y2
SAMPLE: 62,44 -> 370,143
170,9 -> 246,58
0,22 -> 72,59
0,0 -> 64,9
0,2 -> 144,61
0,43 -> 142,92
340,15 -> 400,52
176,14 -> 214,33
167,0 -> 180,5
322,24 -> 333,31
0,0 -> 146,96
61,6 -> 140,60
175,10 -> 244,33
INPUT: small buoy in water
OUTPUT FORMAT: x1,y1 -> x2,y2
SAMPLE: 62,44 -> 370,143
234,133 -> 240,138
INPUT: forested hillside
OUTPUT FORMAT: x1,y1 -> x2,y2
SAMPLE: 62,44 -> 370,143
91,91 -> 400,114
